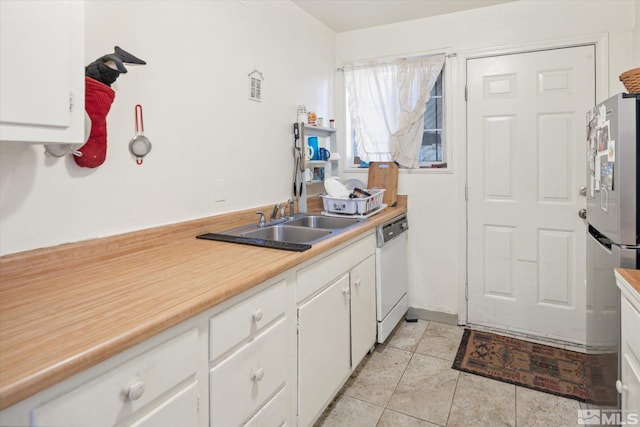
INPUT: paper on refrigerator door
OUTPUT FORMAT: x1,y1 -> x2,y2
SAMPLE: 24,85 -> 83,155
595,153 -> 601,191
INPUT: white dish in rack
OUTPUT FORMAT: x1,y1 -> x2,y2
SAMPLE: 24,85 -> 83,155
324,177 -> 350,198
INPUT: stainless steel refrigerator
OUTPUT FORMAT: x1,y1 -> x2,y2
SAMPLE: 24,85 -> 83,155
585,93 -> 639,408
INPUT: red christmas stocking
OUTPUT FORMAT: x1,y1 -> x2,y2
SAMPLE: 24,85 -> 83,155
74,76 -> 115,168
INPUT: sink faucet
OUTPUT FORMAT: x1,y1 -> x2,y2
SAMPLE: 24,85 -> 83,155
256,211 -> 266,227
270,203 -> 281,222
288,199 -> 295,219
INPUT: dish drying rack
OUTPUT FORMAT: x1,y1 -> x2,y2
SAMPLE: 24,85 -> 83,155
321,188 -> 386,217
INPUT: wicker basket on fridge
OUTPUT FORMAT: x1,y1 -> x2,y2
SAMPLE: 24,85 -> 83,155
619,67 -> 640,94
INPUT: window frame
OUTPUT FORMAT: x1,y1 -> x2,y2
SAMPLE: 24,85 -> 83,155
343,51 -> 453,173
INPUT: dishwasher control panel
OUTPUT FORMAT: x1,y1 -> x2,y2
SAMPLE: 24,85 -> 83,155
377,214 -> 408,246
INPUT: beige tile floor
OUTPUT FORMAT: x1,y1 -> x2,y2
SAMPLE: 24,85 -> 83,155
315,320 -> 582,427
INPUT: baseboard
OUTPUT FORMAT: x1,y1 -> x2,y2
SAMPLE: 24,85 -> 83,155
408,307 -> 458,326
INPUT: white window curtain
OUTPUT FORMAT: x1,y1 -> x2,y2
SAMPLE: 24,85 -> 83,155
344,54 -> 445,168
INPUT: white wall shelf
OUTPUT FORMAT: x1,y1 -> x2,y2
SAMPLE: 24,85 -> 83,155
296,123 -> 338,212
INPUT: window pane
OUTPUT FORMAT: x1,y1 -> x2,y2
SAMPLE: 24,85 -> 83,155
420,131 -> 442,162
424,96 -> 438,129
420,70 -> 444,166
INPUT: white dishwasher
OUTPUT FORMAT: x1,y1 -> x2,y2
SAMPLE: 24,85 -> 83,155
375,214 -> 409,343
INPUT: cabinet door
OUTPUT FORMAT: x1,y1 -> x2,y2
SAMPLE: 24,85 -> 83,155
0,0 -> 84,143
620,352 -> 640,415
298,274 -> 350,427
620,296 -> 640,414
350,255 -> 377,368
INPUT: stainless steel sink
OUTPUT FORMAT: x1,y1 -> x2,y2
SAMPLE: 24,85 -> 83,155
241,225 -> 331,244
206,213 -> 368,250
284,215 -> 363,230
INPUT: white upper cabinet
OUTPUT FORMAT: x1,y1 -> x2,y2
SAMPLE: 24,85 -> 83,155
0,0 -> 85,144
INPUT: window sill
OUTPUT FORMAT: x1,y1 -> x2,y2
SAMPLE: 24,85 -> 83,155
344,166 -> 452,175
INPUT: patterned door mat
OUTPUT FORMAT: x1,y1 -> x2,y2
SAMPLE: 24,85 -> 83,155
452,329 -> 617,404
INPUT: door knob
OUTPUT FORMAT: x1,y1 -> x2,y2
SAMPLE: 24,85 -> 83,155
579,186 -> 587,197
578,209 -> 587,219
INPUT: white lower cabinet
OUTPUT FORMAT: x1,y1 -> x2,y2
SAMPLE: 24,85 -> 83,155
208,278 -> 294,427
297,274 -> 351,427
350,255 -> 377,368
0,233 -> 378,427
296,233 -> 377,426
209,319 -> 289,426
31,328 -> 199,427
619,293 -> 640,415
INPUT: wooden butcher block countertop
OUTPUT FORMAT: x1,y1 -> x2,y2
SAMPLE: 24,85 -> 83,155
0,196 -> 407,410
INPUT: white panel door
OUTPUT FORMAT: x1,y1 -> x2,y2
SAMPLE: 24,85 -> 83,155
467,45 -> 595,343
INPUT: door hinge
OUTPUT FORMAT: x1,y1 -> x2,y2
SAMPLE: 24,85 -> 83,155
465,283 -> 468,300
465,184 -> 468,201
464,85 -> 468,101
69,91 -> 74,113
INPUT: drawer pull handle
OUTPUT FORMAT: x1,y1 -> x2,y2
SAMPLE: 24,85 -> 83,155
252,308 -> 263,322
354,279 -> 361,287
251,367 -> 265,382
616,380 -> 628,394
127,381 -> 146,401
342,286 -> 349,296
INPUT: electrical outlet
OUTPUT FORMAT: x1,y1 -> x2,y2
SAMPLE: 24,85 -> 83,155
215,179 -> 227,202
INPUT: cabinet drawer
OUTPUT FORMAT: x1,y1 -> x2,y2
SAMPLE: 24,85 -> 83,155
33,328 -> 198,427
297,233 -> 375,303
210,319 -> 288,427
243,386 -> 288,427
210,279 -> 287,362
125,380 -> 199,427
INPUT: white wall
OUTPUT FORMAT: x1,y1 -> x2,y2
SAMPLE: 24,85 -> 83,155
634,0 -> 640,64
0,0 -> 335,255
338,0 -> 637,317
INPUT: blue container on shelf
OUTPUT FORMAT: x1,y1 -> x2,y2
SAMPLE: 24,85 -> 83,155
308,137 -> 319,160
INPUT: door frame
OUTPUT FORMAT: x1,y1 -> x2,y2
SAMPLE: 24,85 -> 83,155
455,33 -> 609,325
